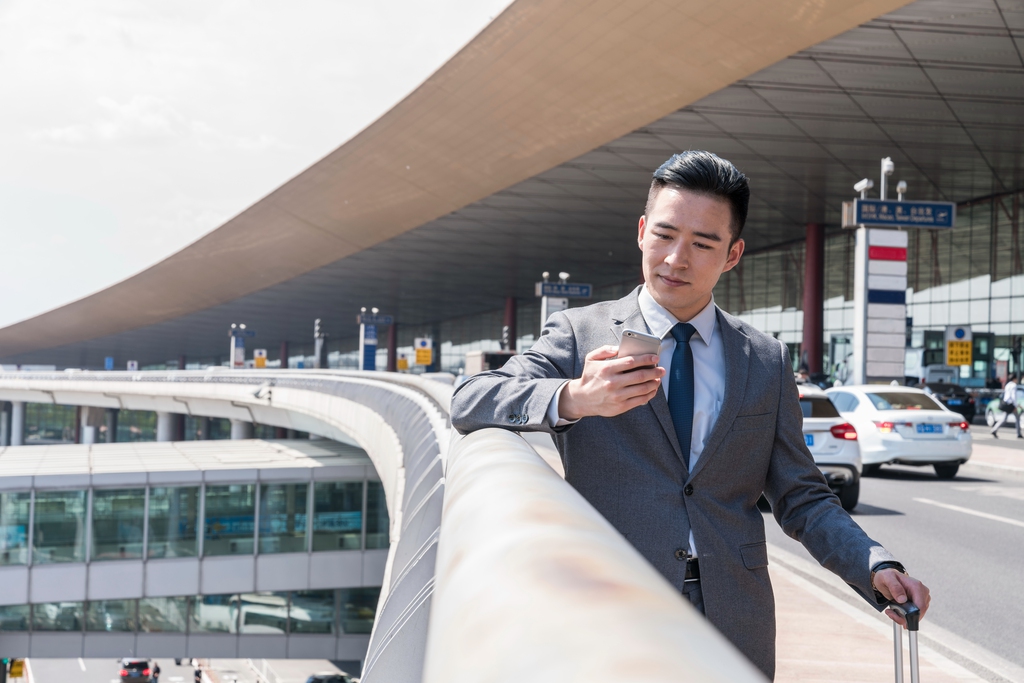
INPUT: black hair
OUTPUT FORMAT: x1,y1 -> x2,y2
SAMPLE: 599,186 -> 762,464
645,150 -> 750,241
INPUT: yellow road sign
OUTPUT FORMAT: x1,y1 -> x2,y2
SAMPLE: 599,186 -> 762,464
10,659 -> 24,678
415,348 -> 433,366
397,357 -> 409,371
946,340 -> 972,366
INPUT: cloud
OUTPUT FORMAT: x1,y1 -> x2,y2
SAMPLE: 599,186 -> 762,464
33,95 -> 287,150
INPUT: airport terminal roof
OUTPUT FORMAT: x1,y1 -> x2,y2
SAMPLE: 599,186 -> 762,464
0,438 -> 374,488
2,0 -> 1022,367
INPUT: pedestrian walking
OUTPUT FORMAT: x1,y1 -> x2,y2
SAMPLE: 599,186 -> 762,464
152,662 -> 160,683
991,373 -> 1021,438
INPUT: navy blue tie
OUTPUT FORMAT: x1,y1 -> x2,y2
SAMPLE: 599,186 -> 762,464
668,322 -> 696,468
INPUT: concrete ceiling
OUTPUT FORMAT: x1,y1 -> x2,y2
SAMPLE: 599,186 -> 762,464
8,0 -> 1024,367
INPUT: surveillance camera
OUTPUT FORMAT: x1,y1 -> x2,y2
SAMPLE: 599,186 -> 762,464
896,180 -> 907,194
881,157 -> 894,176
854,178 -> 874,193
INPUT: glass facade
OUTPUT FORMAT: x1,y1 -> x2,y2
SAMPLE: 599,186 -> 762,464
259,483 -> 308,554
148,486 -> 199,558
366,481 -> 389,550
24,404 -> 76,444
86,599 -> 137,632
0,478 -> 384,564
204,484 -> 256,556
33,490 -> 86,564
32,601 -> 83,631
115,409 -> 157,442
91,488 -> 145,560
312,482 -> 362,551
0,589 -> 379,635
0,491 -> 30,566
139,597 -> 188,632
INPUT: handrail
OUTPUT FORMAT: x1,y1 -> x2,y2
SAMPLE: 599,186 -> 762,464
424,428 -> 766,682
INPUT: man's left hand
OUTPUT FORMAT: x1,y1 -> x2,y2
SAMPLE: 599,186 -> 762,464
873,569 -> 931,627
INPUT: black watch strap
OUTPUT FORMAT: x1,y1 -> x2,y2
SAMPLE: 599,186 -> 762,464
872,561 -> 907,575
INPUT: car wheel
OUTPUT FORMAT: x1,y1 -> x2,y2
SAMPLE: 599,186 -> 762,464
986,409 -> 996,427
838,480 -> 860,511
862,464 -> 881,476
934,463 -> 960,479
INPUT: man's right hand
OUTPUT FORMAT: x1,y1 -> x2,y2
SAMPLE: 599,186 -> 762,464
559,345 -> 665,420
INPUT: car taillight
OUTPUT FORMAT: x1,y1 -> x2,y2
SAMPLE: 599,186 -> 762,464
873,421 -> 896,433
119,671 -> 128,678
142,670 -> 150,677
949,421 -> 969,431
830,423 -> 858,440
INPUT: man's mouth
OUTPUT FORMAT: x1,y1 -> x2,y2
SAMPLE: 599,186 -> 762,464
658,274 -> 689,287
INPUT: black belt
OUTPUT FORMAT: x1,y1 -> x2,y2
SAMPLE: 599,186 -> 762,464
685,557 -> 700,582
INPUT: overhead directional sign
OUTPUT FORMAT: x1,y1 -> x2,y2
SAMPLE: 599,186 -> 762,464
230,328 -> 256,338
357,314 -> 394,326
535,282 -> 592,298
843,199 -> 956,229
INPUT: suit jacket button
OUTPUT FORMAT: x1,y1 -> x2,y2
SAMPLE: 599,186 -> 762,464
508,414 -> 517,423
684,484 -> 694,496
521,414 -> 529,423
674,548 -> 687,561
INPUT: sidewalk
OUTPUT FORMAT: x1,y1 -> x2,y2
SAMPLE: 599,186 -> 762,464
770,544 -> 1024,683
965,440 -> 1024,478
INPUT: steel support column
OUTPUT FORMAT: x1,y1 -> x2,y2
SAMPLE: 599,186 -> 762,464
387,323 -> 398,372
230,419 -> 253,440
156,411 -> 174,442
503,297 -> 517,352
280,341 -> 290,369
10,401 -> 24,446
802,223 -> 825,374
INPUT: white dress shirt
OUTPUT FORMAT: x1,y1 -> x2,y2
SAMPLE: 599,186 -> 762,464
547,286 -> 727,556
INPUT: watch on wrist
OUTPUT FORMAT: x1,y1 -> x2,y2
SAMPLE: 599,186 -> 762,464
871,561 -> 907,591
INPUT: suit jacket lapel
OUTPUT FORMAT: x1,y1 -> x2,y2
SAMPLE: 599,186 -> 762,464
609,287 -> 687,471
687,308 -> 751,482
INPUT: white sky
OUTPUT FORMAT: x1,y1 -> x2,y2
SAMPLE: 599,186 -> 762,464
0,0 -> 513,328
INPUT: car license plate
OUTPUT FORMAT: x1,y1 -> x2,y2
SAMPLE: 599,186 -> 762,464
916,423 -> 941,434
948,399 -> 962,405
804,434 -> 814,446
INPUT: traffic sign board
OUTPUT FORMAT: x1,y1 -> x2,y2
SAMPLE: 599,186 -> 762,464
358,314 -> 394,326
535,282 -> 592,298
230,329 -> 256,338
843,199 -> 955,229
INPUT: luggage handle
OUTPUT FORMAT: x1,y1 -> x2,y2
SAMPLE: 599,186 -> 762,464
889,601 -> 921,683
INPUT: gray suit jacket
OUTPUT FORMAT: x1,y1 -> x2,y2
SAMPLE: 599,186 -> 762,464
450,287 -> 896,679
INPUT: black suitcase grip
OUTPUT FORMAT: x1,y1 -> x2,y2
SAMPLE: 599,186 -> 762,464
888,601 -> 921,631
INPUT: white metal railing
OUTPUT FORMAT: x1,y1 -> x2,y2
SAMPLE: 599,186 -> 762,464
424,428 -> 765,682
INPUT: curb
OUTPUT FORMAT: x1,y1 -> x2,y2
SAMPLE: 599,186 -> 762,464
962,461 -> 1024,479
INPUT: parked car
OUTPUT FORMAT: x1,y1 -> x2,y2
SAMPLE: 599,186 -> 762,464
797,385 -> 861,511
305,672 -> 355,683
924,383 -> 976,422
826,385 -> 972,479
119,659 -> 153,683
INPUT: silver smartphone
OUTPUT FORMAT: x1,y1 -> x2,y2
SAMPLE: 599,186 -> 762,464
617,329 -> 662,364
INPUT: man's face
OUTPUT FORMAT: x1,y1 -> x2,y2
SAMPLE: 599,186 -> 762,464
638,186 -> 744,322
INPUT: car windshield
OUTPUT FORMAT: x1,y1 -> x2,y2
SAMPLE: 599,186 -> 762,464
866,392 -> 942,411
799,396 -> 840,418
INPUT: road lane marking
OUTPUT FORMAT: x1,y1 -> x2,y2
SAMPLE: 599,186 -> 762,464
79,658 -> 86,671
914,498 -> 1024,528
952,484 -> 1024,501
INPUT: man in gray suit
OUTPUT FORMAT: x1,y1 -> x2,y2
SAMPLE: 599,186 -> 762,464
450,151 -> 930,679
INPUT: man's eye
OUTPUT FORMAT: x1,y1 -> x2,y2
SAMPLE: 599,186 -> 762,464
654,232 -> 671,240
694,242 -> 712,250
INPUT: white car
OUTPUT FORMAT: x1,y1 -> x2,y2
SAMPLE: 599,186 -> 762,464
825,385 -> 972,479
797,384 -> 862,511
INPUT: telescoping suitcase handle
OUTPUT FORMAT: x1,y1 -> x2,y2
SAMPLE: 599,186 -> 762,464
889,601 -> 921,683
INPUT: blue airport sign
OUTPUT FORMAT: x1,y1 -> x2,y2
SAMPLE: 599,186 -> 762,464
535,282 -> 592,298
230,329 -> 256,338
104,356 -> 114,371
357,314 -> 394,326
854,199 -> 955,229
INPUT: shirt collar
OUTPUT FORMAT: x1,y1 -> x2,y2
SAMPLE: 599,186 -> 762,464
637,286 -> 717,346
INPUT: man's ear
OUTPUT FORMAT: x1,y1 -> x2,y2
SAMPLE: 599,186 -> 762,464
637,215 -> 647,250
723,238 -> 745,272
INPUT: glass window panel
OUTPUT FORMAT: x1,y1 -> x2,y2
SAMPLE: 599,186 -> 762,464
86,599 -> 137,632
148,487 -> 199,558
0,492 -> 30,566
91,488 -> 144,560
289,590 -> 335,634
339,587 -> 380,634
24,404 -> 76,444
204,485 -> 255,556
139,597 -> 189,633
115,409 -> 157,442
33,490 -> 86,564
32,601 -> 83,631
237,592 -> 289,634
190,594 -> 237,633
259,483 -> 308,554
0,604 -> 29,631
312,482 -> 362,552
366,481 -> 389,550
